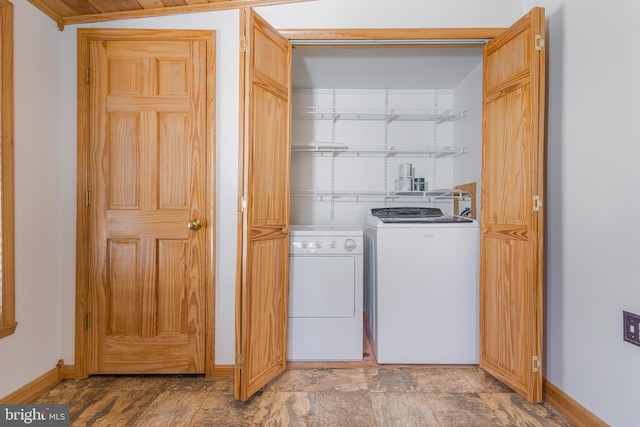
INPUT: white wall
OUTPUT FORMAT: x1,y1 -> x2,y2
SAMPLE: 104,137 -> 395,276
55,0 -> 523,367
0,0 -> 64,398
529,1 -> 640,425
255,0 -> 524,28
8,1 -> 637,424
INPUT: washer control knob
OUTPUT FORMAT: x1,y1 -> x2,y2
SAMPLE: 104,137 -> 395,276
330,241 -> 337,249
344,238 -> 357,251
315,241 -> 323,249
301,241 -> 309,249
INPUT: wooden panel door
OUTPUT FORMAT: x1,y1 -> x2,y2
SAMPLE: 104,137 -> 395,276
480,7 -> 546,403
235,8 -> 291,401
87,33 -> 214,374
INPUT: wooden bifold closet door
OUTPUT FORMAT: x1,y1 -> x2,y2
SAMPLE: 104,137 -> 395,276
235,8 -> 292,402
480,7 -> 546,403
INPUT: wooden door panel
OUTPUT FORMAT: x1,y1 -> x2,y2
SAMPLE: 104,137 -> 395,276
482,86 -> 529,225
236,8 -> 291,402
481,238 -> 529,384
243,238 -> 287,397
159,112 -> 190,208
88,34 -> 212,375
106,239 -> 142,336
480,7 -> 545,403
253,24 -> 289,89
485,30 -> 530,91
106,40 -> 192,59
250,86 -> 289,225
104,338 -> 191,372
105,211 -> 189,237
107,112 -> 141,208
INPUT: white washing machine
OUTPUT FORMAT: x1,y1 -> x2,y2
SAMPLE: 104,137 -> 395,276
287,226 -> 363,361
364,207 -> 479,364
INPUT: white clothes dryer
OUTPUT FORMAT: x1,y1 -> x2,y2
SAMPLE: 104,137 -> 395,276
287,226 -> 363,361
364,207 -> 479,364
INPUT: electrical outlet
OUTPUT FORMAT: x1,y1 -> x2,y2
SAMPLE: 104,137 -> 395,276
623,311 -> 640,347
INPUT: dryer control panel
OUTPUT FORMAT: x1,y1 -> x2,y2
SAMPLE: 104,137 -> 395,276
290,236 -> 363,255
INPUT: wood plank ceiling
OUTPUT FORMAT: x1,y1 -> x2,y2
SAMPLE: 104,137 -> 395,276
27,0 -> 308,30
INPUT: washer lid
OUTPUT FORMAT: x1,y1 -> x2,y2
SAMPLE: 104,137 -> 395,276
370,207 -> 474,224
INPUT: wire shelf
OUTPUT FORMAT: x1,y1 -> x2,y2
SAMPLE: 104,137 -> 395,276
291,144 -> 469,158
291,189 -> 471,202
293,106 -> 467,123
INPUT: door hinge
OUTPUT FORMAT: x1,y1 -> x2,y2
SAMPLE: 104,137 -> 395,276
235,353 -> 243,369
240,36 -> 248,53
533,195 -> 541,212
238,196 -> 247,212
85,67 -> 90,85
85,190 -> 90,207
532,355 -> 542,373
535,35 -> 545,51
83,313 -> 89,330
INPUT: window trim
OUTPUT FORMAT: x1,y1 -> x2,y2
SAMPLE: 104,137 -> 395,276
0,0 -> 16,339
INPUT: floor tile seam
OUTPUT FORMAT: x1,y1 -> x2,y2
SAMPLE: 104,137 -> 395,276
476,392 -> 572,427
474,393 -> 529,427
367,391 -> 394,427
251,391 -> 317,426
82,384 -> 172,391
367,391 -> 445,427
374,389 -> 484,425
368,390 -> 485,394
458,369 -> 479,392
366,367 -> 493,394
126,388 -> 212,425
284,389 -> 372,395
57,381 -> 120,391
109,389 -> 168,427
427,392 -> 515,427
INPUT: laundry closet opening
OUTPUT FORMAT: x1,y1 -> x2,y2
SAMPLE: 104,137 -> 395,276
290,45 -> 485,225
286,40 -> 486,365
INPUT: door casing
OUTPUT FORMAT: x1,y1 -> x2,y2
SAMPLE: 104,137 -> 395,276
249,23 -> 545,403
74,28 -> 216,380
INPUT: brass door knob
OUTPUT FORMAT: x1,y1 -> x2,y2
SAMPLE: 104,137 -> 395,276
188,219 -> 203,231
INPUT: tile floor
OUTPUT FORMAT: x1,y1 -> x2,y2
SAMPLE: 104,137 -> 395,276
35,366 -> 575,426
